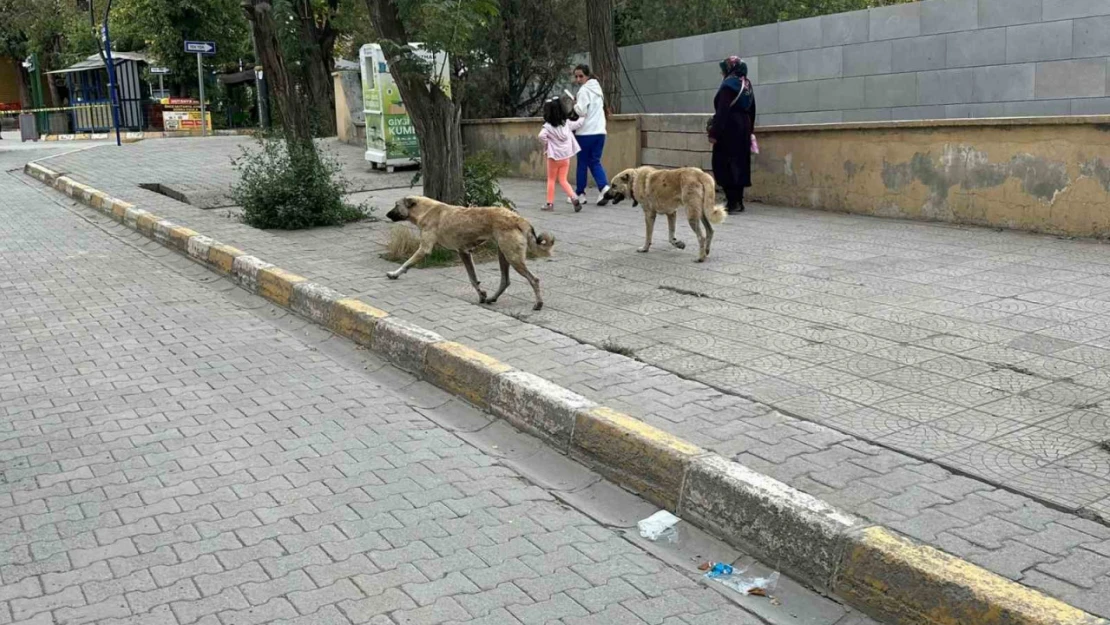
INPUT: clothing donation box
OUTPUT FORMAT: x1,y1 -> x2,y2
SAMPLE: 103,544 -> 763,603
359,43 -> 449,172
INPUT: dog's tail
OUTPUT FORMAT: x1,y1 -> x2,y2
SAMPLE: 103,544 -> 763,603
704,177 -> 727,224
527,226 -> 556,257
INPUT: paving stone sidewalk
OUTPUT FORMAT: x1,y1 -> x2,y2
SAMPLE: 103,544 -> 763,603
0,155 -> 850,624
26,137 -> 1110,617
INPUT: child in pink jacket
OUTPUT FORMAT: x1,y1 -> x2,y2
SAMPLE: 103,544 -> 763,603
538,98 -> 585,212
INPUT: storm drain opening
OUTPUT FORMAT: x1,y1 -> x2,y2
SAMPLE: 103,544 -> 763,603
139,183 -> 190,204
138,182 -> 235,209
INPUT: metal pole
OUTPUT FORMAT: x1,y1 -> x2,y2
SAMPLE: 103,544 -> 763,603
102,26 -> 122,146
29,53 -> 46,131
258,71 -> 269,129
197,52 -> 207,137
159,75 -> 164,98
248,27 -> 269,129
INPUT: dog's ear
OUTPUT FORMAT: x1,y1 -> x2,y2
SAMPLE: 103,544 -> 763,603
403,196 -> 417,209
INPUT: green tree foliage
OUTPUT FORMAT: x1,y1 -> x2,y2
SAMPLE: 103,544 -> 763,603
262,0 -> 342,135
332,0 -> 374,59
2,0 -> 250,101
462,0 -> 584,119
364,0 -> 504,203
1,1 -> 92,83
463,151 -> 514,208
111,0 -> 251,79
0,0 -> 104,107
614,0 -> 914,46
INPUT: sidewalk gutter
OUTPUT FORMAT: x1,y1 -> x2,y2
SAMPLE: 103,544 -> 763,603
25,160 -> 1108,625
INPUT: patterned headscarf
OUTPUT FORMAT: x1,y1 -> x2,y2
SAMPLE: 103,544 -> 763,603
720,56 -> 751,95
720,56 -> 747,78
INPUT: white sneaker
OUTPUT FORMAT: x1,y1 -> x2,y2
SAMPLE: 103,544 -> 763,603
596,186 -> 611,206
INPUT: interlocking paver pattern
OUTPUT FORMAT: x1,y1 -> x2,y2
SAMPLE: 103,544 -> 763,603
18,137 -> 1110,616
0,149 -> 842,624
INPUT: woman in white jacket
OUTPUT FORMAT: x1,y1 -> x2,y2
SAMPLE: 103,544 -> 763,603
571,64 -> 611,205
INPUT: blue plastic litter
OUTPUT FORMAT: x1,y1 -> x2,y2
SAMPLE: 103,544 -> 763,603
704,563 -> 780,595
706,563 -> 734,578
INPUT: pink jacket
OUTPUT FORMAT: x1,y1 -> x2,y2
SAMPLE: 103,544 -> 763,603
538,119 -> 585,161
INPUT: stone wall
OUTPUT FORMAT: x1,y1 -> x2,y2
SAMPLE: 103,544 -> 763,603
643,113 -> 1110,237
616,0 -> 1110,124
333,70 -> 365,147
461,115 -> 641,185
464,113 -> 1110,237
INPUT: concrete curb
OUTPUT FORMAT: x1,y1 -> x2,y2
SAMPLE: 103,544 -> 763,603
25,160 -> 1108,625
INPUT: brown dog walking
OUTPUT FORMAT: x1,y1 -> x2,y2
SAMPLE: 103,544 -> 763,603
385,196 -> 556,310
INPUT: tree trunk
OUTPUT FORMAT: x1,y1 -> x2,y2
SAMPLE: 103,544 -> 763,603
46,73 -> 61,108
45,40 -> 63,107
241,0 -> 313,143
17,68 -> 32,109
364,0 -> 465,205
295,0 -> 337,136
586,0 -> 621,114
412,95 -> 464,204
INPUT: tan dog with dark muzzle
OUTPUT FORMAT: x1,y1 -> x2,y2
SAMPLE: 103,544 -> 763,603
601,166 -> 726,262
385,196 -> 555,310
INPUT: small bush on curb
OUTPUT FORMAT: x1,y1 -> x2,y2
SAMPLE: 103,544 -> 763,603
408,150 -> 515,209
232,135 -> 372,230
465,151 -> 514,209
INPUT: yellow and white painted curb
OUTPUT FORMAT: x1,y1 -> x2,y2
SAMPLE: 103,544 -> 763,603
24,159 -> 1108,625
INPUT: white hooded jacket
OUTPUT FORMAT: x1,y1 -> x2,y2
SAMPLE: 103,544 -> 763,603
573,78 -> 607,136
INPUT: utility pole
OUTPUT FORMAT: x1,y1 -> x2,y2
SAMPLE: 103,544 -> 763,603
102,23 -> 122,146
23,54 -> 45,130
93,0 -> 122,146
248,27 -> 269,129
184,41 -> 217,136
197,52 -> 206,137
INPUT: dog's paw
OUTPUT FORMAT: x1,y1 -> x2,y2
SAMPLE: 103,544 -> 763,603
695,257 -> 706,263
386,272 -> 400,280
478,291 -> 488,304
485,297 -> 498,305
533,302 -> 544,311
637,246 -> 650,253
672,240 -> 686,250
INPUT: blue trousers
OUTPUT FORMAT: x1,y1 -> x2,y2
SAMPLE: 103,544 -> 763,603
575,134 -> 609,195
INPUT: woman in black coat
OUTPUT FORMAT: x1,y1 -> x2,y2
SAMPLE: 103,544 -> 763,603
708,56 -> 756,214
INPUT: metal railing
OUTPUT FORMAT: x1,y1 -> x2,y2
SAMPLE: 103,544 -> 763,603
0,103 -> 115,137
0,102 -> 256,138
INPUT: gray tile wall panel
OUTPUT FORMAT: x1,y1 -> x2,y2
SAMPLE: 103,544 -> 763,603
609,0 -> 1110,119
